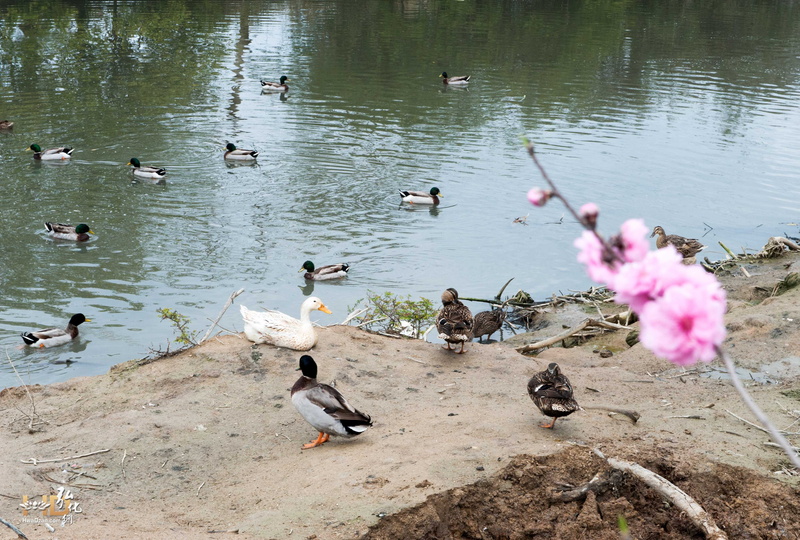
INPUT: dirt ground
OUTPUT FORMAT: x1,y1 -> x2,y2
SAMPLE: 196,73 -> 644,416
1,253 -> 799,540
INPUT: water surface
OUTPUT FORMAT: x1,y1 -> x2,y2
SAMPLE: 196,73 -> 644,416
1,0 -> 800,387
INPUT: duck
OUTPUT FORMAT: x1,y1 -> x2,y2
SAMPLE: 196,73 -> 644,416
291,355 -> 373,449
439,72 -> 470,85
224,143 -> 259,161
472,308 -> 506,342
128,158 -> 166,180
650,226 -> 706,260
240,296 -> 331,350
301,261 -> 349,281
44,222 -> 94,242
27,144 -> 73,160
21,313 -> 90,348
527,362 -> 581,429
260,76 -> 289,92
0,120 -> 14,130
399,187 -> 442,205
437,288 -> 473,354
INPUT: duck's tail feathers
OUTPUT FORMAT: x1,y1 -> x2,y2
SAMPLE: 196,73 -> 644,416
21,332 -> 39,345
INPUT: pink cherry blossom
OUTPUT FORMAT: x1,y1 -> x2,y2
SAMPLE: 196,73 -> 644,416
618,219 -> 650,263
574,230 -> 619,285
527,187 -> 553,207
638,280 -> 727,366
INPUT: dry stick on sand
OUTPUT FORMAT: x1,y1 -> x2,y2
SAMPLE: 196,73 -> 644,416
200,288 -> 244,343
592,448 -> 728,540
0,516 -> 28,539
5,349 -> 46,432
515,318 -> 632,353
20,448 -> 111,465
583,406 -> 640,423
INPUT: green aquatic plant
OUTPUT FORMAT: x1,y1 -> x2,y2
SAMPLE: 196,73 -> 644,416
348,291 -> 437,338
157,308 -> 198,346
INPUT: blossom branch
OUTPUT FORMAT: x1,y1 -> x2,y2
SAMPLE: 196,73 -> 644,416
717,346 -> 800,470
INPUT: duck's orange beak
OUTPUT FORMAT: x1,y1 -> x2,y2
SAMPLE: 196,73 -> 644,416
318,304 -> 332,314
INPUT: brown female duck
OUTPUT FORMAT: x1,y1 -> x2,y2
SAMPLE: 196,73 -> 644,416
471,308 -> 506,342
650,226 -> 706,259
527,363 -> 581,429
436,288 -> 473,353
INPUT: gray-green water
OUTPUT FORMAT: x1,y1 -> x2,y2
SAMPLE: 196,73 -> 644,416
1,0 -> 799,388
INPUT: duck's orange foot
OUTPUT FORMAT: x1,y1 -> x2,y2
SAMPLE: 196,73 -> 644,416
301,432 -> 330,449
538,418 -> 557,429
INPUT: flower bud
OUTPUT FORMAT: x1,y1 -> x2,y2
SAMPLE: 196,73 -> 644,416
527,187 -> 553,207
579,202 -> 599,228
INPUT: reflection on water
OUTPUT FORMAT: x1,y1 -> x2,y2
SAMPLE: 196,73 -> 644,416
1,0 -> 800,388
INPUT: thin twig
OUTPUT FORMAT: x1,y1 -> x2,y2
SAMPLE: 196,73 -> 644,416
5,349 -> 44,431
200,289 -> 244,343
719,347 -> 800,470
20,448 -> 111,465
121,449 -> 127,480
197,481 -> 205,496
0,516 -> 28,539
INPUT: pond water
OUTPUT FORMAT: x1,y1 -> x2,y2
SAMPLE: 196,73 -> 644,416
1,0 -> 800,388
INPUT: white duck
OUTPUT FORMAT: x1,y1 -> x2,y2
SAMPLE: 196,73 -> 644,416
240,297 -> 331,350
291,355 -> 373,449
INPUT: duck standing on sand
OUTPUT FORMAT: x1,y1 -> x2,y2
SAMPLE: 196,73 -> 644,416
437,288 -> 473,354
21,313 -> 90,348
472,308 -> 506,342
291,355 -> 373,449
240,297 -> 331,350
650,226 -> 706,261
45,222 -> 94,242
300,261 -> 349,281
527,363 -> 581,429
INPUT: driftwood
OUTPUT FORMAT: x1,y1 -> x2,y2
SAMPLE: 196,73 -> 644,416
550,470 -> 621,502
515,318 -> 632,353
20,448 -> 111,465
593,449 -> 728,540
703,236 -> 800,273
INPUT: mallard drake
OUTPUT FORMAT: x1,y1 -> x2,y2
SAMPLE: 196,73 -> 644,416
21,313 -> 90,348
224,143 -> 259,161
439,72 -> 470,85
240,296 -> 331,350
291,355 -> 373,449
650,226 -> 706,259
301,261 -> 349,281
472,308 -> 506,342
260,76 -> 289,92
437,288 -> 473,353
44,222 -> 94,242
399,187 -> 442,205
27,144 -> 73,160
527,362 -> 581,429
0,120 -> 14,130
128,158 -> 166,180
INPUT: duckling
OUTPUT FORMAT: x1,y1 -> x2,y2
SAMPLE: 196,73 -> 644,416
261,76 -> 289,92
27,144 -> 73,160
224,143 -> 259,161
44,222 -> 94,242
0,120 -> 14,130
527,363 -> 581,429
472,308 -> 506,342
300,261 -> 349,281
399,187 -> 442,205
650,226 -> 706,260
128,158 -> 166,180
21,313 -> 90,348
439,72 -> 470,85
437,288 -> 473,353
240,296 -> 331,350
291,355 -> 373,449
